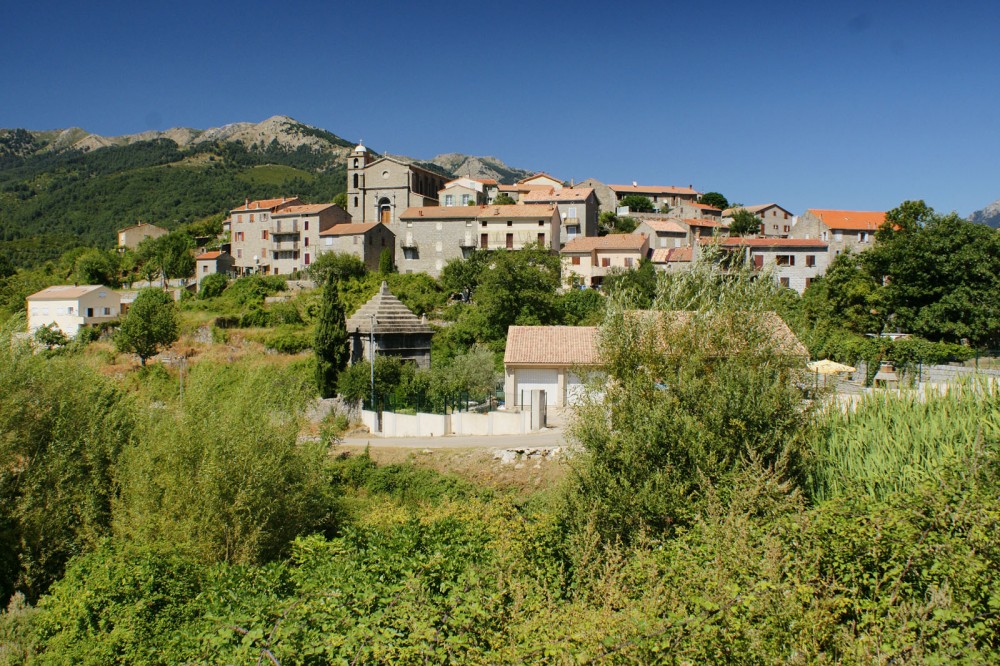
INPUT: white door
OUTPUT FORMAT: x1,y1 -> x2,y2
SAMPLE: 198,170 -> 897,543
515,368 -> 559,408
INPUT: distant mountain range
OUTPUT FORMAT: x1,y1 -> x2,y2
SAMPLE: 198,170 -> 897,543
967,199 -> 1000,229
0,116 -> 533,267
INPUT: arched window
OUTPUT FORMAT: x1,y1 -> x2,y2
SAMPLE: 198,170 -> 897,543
353,158 -> 358,168
353,174 -> 359,189
354,196 -> 359,208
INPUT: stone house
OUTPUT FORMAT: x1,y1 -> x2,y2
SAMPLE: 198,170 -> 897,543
636,218 -> 689,249
195,251 -> 235,285
700,237 -> 829,294
789,209 -> 885,256
722,203 -> 795,238
610,183 -> 701,213
438,177 -> 491,207
26,285 -> 121,336
574,177 -> 618,213
560,234 -> 650,288
397,204 -> 560,277
345,281 -> 434,369
229,198 -> 350,275
346,143 -> 447,226
318,223 -> 396,272
117,223 -> 168,250
649,246 -> 693,272
522,187 -> 599,243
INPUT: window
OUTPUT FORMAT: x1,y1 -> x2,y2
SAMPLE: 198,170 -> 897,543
481,221 -> 487,227
67,306 -> 75,315
202,265 -> 208,273
571,256 -> 581,265
805,255 -> 816,267
250,214 -> 255,223
304,237 -> 309,246
506,233 -> 514,249
624,257 -> 634,268
305,253 -> 310,265
102,307 -> 111,316
461,194 -> 470,205
567,206 -> 577,218
821,230 -> 829,241
353,236 -> 358,245
445,195 -> 454,206
783,225 -> 790,233
86,307 -> 94,317
353,174 -> 359,188
403,247 -> 419,260
304,220 -> 309,231
859,232 -> 869,243
805,278 -> 814,289
601,258 -> 610,267
775,255 -> 795,266
538,220 -> 544,226
325,237 -> 333,246
262,230 -> 268,240
237,249 -> 243,258
353,158 -> 358,168
779,277 -> 790,288
507,220 -> 513,227
354,196 -> 359,208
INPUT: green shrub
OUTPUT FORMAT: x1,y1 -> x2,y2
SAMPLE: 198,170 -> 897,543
267,300 -> 302,325
198,273 -> 227,299
263,327 -> 312,354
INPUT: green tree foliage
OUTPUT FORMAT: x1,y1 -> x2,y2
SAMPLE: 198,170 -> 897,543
492,193 -> 516,205
865,201 -> 1000,346
601,258 -> 657,308
332,191 -> 348,209
72,248 -> 121,287
338,355 -> 407,407
314,274 -> 349,398
113,362 -> 335,565
555,287 -> 605,325
0,323 -> 135,602
197,272 -> 227,299
699,191 -> 729,210
115,288 -> 179,365
136,231 -> 195,284
306,250 -> 366,285
598,210 -> 638,234
617,194 -> 655,213
378,247 -> 394,274
566,253 -> 808,543
33,323 -> 68,350
727,207 -> 761,236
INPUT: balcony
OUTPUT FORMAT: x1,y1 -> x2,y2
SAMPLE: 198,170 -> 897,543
401,235 -> 418,248
273,220 -> 299,234
459,235 -> 476,248
273,239 -> 300,251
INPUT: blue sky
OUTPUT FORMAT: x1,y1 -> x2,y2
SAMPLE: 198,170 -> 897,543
2,0 -> 998,216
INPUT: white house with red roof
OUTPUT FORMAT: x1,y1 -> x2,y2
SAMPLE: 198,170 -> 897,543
503,325 -> 601,409
790,209 -> 885,256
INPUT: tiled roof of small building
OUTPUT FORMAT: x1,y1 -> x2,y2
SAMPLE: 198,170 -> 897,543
504,326 -> 600,366
345,281 -> 433,335
561,234 -> 648,253
807,209 -> 885,231
650,247 -> 693,263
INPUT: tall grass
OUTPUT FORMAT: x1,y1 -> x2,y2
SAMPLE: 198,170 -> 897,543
805,380 -> 1000,502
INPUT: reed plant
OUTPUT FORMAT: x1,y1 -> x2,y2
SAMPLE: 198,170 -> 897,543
805,380 -> 1000,502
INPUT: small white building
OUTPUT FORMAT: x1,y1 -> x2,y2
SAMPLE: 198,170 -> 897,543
504,325 -> 601,409
26,285 -> 121,336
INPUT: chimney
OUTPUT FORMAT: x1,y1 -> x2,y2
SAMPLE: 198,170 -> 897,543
245,198 -> 249,207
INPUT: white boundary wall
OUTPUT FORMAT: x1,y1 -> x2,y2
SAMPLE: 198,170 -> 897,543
361,409 -> 534,437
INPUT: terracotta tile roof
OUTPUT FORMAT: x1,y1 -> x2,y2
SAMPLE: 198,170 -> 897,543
231,197 -> 302,212
688,202 -> 721,212
498,183 -> 555,193
523,187 -> 595,203
474,178 -> 498,185
642,220 -> 687,234
684,218 -> 728,228
516,172 -> 562,185
27,285 -> 108,300
650,247 -> 692,263
196,251 -> 223,260
118,222 -> 167,233
706,237 -> 828,249
504,326 -> 600,366
722,203 -> 788,216
611,184 -> 700,196
400,205 -> 556,220
562,234 -> 649,253
272,203 -> 336,215
320,222 -> 381,236
807,209 -> 885,231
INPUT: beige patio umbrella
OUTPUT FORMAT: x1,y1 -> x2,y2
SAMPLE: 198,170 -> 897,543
807,359 -> 856,374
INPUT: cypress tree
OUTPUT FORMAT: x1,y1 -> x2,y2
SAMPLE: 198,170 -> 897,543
314,273 -> 349,398
378,248 -> 394,274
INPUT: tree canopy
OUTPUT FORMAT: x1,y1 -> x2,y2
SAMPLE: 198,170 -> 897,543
114,288 -> 179,365
727,208 -> 761,236
618,195 -> 654,213
699,191 -> 729,210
